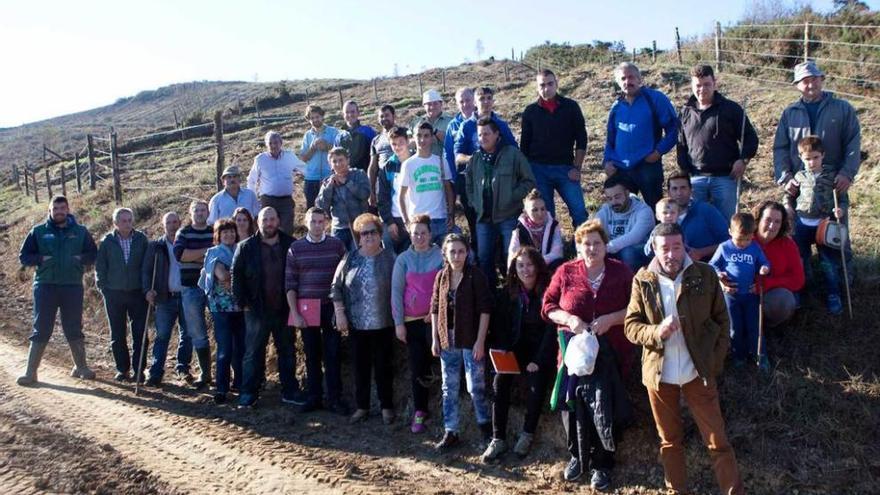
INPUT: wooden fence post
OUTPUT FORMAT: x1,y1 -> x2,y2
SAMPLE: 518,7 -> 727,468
254,98 -> 262,125
214,111 -> 225,192
45,168 -> 52,198
804,22 -> 810,61
74,152 -> 82,193
306,86 -> 311,105
511,47 -> 515,60
715,21 -> 722,72
60,163 -> 67,196
24,166 -> 29,196
87,134 -> 97,190
652,40 -> 657,63
12,164 -> 20,190
441,69 -> 446,93
110,132 -> 122,205
337,86 -> 344,109
33,170 -> 39,203
505,65 -> 510,82
675,27 -> 683,65
418,74 -> 423,98
372,79 -> 379,104
631,48 -> 636,62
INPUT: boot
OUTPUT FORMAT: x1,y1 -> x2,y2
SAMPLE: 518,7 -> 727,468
193,347 -> 212,389
17,342 -> 47,386
68,339 -> 96,380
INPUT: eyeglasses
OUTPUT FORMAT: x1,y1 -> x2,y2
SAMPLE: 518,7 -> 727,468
359,229 -> 379,236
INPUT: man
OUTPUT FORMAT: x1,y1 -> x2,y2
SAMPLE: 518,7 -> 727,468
18,196 -> 98,386
95,207 -> 149,382
399,122 -> 456,244
232,207 -> 302,408
453,86 -> 518,168
335,100 -> 377,171
666,173 -> 728,262
592,174 -> 654,271
285,207 -> 348,414
410,89 -> 453,158
677,64 -> 758,221
624,222 -> 744,495
521,69 -> 589,227
143,211 -> 194,387
774,61 -> 861,202
300,105 -> 339,209
247,131 -> 305,235
604,62 -> 679,211
377,126 -> 412,254
367,105 -> 399,209
316,147 -> 371,250
444,87 -> 477,243
207,165 -> 260,225
173,200 -> 214,389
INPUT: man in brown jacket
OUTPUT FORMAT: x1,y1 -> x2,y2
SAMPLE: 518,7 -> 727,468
624,223 -> 744,495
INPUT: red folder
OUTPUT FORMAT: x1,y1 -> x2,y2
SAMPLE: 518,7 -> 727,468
289,298 -> 321,328
489,349 -> 521,374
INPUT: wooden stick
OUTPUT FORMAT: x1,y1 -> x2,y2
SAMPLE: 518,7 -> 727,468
833,189 -> 853,319
135,255 -> 159,395
736,95 -> 750,214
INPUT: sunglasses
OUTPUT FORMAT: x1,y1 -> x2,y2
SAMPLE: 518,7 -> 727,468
359,229 -> 379,236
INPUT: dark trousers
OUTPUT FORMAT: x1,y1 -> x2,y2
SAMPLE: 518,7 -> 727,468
211,311 -> 245,394
102,289 -> 148,375
454,177 -> 478,251
618,160 -> 664,212
352,327 -> 394,410
242,310 -> 299,398
725,293 -> 760,361
301,303 -> 342,404
492,364 -> 552,440
561,385 -> 615,471
30,284 -> 84,343
405,319 -> 434,412
304,180 -> 321,210
260,195 -> 295,236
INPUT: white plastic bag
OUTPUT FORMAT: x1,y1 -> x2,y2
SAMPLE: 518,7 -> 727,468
564,331 -> 599,376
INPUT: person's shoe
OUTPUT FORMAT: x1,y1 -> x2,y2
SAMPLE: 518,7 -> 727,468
115,371 -> 131,382
193,347 -> 212,389
827,294 -> 844,315
757,355 -> 771,374
213,392 -> 227,405
434,431 -> 460,451
478,422 -> 493,442
410,410 -> 428,434
281,390 -> 308,406
296,397 -> 321,413
480,438 -> 507,463
145,374 -> 162,387
381,408 -> 395,425
16,342 -> 47,387
732,358 -> 746,369
513,431 -> 534,458
563,457 -> 582,482
590,468 -> 611,491
68,339 -> 96,380
349,408 -> 369,424
326,400 -> 351,416
238,393 -> 257,408
176,369 -> 195,385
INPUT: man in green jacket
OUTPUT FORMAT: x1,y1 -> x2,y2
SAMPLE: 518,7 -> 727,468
17,195 -> 98,386
96,207 -> 150,382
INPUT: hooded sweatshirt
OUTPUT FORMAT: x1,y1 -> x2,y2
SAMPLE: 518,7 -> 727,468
592,194 -> 655,254
391,244 -> 444,326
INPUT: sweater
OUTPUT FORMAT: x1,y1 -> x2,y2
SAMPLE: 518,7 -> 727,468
95,230 -> 149,291
676,92 -> 759,176
173,225 -> 214,287
756,236 -> 805,293
431,264 -> 493,350
391,245 -> 444,326
284,235 -> 347,301
315,169 -> 371,230
592,194 -> 655,254
709,240 -> 770,295
520,94 -> 588,165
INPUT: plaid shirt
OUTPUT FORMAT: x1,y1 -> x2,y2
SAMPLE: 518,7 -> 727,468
119,235 -> 132,264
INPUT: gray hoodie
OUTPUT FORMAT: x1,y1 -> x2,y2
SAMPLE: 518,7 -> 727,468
592,194 -> 654,254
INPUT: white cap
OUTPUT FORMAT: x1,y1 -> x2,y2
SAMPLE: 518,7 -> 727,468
422,89 -> 442,104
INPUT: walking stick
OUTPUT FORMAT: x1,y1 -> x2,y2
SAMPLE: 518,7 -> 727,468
135,254 -> 159,395
757,276 -> 765,365
832,189 -> 853,319
735,95 -> 750,214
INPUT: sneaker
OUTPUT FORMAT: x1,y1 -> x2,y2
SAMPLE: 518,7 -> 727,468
176,370 -> 195,385
213,393 -> 227,405
757,355 -> 771,374
513,432 -> 534,458
434,431 -> 460,451
238,393 -> 257,408
480,438 -> 507,463
281,390 -> 308,406
145,375 -> 162,387
563,457 -> 582,482
349,408 -> 369,424
590,468 -> 611,491
410,410 -> 428,434
827,294 -> 843,315
114,371 -> 130,382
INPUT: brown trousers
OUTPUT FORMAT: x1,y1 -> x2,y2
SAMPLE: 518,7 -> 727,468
647,378 -> 744,495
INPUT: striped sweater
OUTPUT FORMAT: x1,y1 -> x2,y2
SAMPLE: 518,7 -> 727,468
285,235 -> 347,301
173,225 -> 214,287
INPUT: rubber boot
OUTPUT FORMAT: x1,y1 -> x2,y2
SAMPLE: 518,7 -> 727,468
193,347 -> 212,389
69,339 -> 96,380
17,342 -> 47,386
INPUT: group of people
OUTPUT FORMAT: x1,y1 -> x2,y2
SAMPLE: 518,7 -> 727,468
16,59 -> 860,494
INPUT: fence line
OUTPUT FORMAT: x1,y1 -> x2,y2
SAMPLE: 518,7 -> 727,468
722,35 -> 880,50
126,122 -> 214,142
119,142 -> 216,158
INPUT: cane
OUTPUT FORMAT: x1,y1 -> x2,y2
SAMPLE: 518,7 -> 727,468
135,254 -> 159,395
756,276 -> 765,366
832,189 -> 853,319
735,95 -> 750,214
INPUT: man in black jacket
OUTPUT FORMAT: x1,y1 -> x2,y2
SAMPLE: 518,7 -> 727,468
232,207 -> 302,407
677,65 -> 758,222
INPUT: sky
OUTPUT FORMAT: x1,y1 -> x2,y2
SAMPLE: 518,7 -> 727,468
0,0 -> 869,127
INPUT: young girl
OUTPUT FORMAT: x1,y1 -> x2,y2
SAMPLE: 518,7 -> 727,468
507,189 -> 564,271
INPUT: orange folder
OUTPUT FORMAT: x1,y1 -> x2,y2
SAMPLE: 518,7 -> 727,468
489,349 -> 521,374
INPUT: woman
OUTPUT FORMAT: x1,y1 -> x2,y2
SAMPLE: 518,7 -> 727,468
720,201 -> 805,327
542,220 -> 633,491
233,207 -> 255,241
431,234 -> 493,451
507,189 -> 564,271
200,218 -> 245,404
391,214 -> 444,434
481,246 -> 557,462
331,213 -> 396,424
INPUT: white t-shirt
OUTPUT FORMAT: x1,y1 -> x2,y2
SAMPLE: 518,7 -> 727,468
399,154 -> 452,220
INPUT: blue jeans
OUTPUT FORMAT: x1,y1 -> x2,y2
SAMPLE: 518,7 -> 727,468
617,160 -> 664,212
181,286 -> 209,350
30,284 -> 84,343
241,310 -> 299,399
440,348 -> 490,433
793,219 -> 851,297
611,244 -> 648,272
211,311 -> 245,394
305,180 -> 321,210
102,289 -> 148,375
430,218 -> 455,246
530,162 -> 588,227
691,175 -> 737,224
725,293 -> 760,361
475,217 -> 517,282
149,293 -> 193,380
301,303 -> 342,404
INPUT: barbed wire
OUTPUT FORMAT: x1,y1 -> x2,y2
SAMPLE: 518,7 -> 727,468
125,122 -> 214,142
721,71 -> 880,103
124,184 -> 216,190
118,142 -> 216,158
722,36 -> 880,50
712,48 -> 880,67
122,162 -> 214,175
732,23 -> 880,30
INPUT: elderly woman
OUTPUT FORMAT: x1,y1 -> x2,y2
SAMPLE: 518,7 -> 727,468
542,220 -> 633,491
200,218 -> 244,404
232,207 -> 255,241
720,201 -> 805,327
332,213 -> 397,425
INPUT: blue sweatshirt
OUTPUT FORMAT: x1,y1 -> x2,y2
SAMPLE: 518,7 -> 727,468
453,112 -> 518,157
680,199 -> 729,258
444,112 -> 469,183
603,87 -> 679,169
709,239 -> 770,295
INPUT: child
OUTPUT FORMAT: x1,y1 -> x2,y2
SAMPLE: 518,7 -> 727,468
789,135 -> 850,315
710,213 -> 771,371
315,147 -> 371,250
507,189 -> 564,271
644,197 -> 681,258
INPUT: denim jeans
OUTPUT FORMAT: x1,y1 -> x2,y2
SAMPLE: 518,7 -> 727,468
304,180 -> 321,210
691,175 -> 737,224
181,286 -> 209,350
530,162 -> 588,227
30,284 -> 84,343
332,227 -> 355,252
610,244 -> 648,272
149,293 -> 193,380
793,219 -> 851,297
211,311 -> 245,394
241,310 -> 299,399
102,289 -> 149,375
617,160 -> 664,212
725,293 -> 760,361
352,327 -> 394,410
301,303 -> 342,404
475,217 -> 517,283
439,347 -> 490,433
430,218 -> 453,246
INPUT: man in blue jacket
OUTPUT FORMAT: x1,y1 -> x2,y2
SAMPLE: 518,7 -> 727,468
667,173 -> 729,262
604,62 -> 680,211
18,195 -> 98,386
